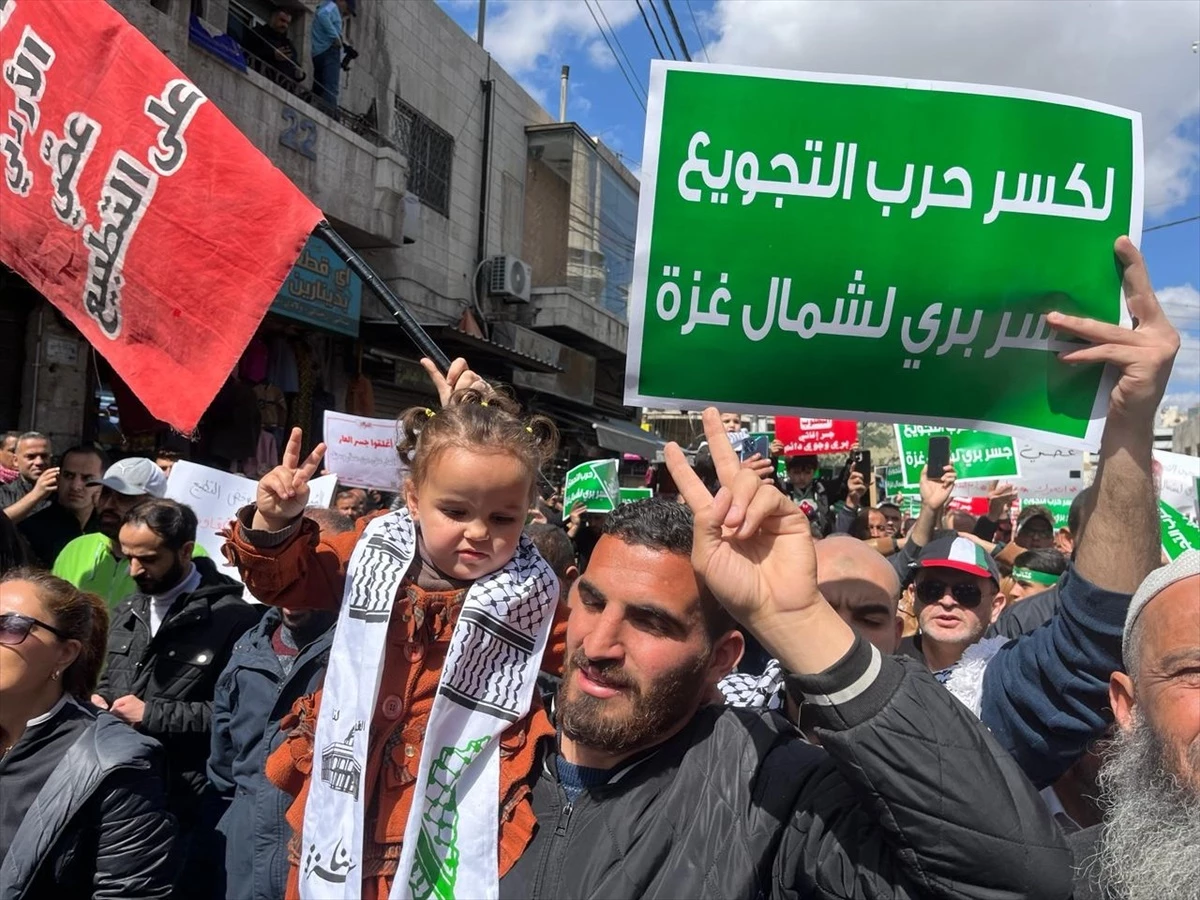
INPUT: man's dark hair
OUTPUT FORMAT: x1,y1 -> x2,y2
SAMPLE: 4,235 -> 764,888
526,523 -> 576,580
154,448 -> 181,463
60,444 -> 109,471
787,454 -> 818,472
944,510 -> 977,532
1013,548 -> 1068,578
878,501 -> 901,513
603,498 -> 736,641
122,498 -> 197,550
604,497 -> 695,555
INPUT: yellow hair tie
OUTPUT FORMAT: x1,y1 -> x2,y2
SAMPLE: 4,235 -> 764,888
423,408 -> 436,418
526,426 -> 533,434
480,399 -> 489,407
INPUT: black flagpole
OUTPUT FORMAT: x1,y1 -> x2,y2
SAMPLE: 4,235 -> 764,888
314,220 -> 452,371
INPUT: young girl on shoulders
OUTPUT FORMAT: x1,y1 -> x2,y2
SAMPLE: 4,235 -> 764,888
225,372 -> 563,900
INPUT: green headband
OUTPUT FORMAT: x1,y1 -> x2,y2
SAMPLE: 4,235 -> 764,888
1011,566 -> 1059,587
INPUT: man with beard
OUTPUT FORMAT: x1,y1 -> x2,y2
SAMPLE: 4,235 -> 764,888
16,445 -> 106,566
52,457 -> 206,608
499,408 -> 1071,900
1072,550 -> 1200,900
93,498 -> 261,900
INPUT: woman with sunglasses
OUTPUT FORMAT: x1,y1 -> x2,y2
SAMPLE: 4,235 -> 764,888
0,568 -> 178,898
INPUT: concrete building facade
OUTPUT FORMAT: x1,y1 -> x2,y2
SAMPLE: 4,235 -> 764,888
2,0 -> 650,465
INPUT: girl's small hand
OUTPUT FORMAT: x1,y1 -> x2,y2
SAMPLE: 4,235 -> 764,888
255,428 -> 325,530
421,357 -> 492,407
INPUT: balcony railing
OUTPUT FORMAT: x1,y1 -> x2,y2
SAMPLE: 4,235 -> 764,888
187,12 -> 394,150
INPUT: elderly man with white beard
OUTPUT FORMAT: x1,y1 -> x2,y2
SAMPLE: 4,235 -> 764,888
1071,550 -> 1200,900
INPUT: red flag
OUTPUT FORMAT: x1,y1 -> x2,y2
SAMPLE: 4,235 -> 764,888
0,0 -> 322,432
774,417 -> 858,455
948,496 -> 991,516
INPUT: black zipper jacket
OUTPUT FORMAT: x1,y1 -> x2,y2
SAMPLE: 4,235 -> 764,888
96,557 -> 263,824
0,706 -> 179,900
501,638 -> 1072,900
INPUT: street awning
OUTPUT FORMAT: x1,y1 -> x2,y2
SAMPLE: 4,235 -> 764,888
591,417 -> 669,461
420,324 -> 564,374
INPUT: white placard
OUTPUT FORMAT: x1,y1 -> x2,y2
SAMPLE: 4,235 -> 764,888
322,411 -> 407,491
166,460 -> 338,585
959,438 -> 1091,502
1154,449 -> 1200,520
959,442 -> 1200,523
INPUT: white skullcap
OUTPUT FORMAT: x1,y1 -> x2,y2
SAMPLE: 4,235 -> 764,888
1123,550 -> 1200,670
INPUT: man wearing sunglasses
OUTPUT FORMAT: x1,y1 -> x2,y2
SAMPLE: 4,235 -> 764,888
907,535 -> 1008,674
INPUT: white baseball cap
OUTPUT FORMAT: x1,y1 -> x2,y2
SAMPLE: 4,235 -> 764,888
1123,550 -> 1200,670
88,457 -> 168,499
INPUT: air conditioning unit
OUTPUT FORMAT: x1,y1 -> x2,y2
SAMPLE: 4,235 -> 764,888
487,255 -> 532,303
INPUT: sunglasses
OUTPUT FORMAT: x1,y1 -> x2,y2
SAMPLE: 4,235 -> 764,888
914,580 -> 984,609
0,612 -> 69,646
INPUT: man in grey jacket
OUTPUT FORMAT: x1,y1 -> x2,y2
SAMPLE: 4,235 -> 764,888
500,408 -> 1072,900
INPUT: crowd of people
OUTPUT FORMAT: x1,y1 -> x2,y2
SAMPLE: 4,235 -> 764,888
0,238 -> 1196,900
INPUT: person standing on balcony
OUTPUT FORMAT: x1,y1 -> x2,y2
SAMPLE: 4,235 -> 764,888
245,9 -> 305,83
311,0 -> 348,110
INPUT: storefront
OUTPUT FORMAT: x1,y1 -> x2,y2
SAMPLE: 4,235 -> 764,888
85,232 -> 370,475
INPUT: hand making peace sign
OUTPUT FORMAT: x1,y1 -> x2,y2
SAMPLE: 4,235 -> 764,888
665,408 -> 855,675
253,427 -> 327,531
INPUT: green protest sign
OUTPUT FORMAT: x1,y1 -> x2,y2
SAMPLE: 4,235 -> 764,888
894,425 -> 1020,485
897,490 -> 922,517
1021,497 -> 1073,529
626,63 -> 1141,447
1159,500 -> 1200,561
564,460 -> 620,513
619,487 -> 654,503
884,465 -> 904,498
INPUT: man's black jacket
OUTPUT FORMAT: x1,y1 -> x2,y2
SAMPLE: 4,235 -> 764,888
96,557 -> 262,824
18,500 -> 99,567
501,638 -> 1072,900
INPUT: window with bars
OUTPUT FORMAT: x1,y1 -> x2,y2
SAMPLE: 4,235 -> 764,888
392,98 -> 453,217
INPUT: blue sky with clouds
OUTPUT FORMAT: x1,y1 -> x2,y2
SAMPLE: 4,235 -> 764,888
439,0 -> 1200,411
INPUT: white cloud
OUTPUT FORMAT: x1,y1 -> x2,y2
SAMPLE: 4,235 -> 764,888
572,92 -> 594,115
705,0 -> 1200,212
1146,131 -> 1200,214
1157,284 -> 1200,409
586,35 -> 619,71
485,0 -> 640,76
1159,284 -> 1200,332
